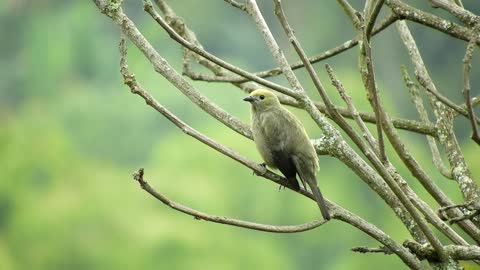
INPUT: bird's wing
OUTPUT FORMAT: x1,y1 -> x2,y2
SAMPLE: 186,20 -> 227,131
292,155 -> 330,220
279,109 -> 319,171
291,156 -> 309,191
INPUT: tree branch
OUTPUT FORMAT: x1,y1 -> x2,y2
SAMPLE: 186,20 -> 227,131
351,246 -> 393,254
354,241 -> 480,261
404,240 -> 480,261
133,168 -> 326,233
386,0 -> 480,45
246,0 -> 303,92
143,0 -> 299,98
364,0 -> 385,38
358,14 -> 387,163
91,0 -> 480,267
274,0 -> 448,259
224,0 -> 247,12
429,0 -> 479,26
462,23 -> 480,145
396,20 -> 480,234
336,0 -> 362,30
328,65 -> 469,247
116,33 -> 422,268
187,13 -> 398,84
401,66 -> 453,179
326,64 -> 379,154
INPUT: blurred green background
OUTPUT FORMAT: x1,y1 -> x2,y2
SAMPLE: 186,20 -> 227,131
1,0 -> 479,269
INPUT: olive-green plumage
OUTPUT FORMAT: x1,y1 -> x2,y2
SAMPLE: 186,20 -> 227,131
244,89 -> 330,220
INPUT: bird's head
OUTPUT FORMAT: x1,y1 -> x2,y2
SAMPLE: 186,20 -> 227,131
243,89 -> 280,111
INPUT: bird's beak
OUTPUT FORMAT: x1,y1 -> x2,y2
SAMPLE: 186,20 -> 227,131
243,96 -> 256,102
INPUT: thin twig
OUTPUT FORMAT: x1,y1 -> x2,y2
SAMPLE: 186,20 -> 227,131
134,167 -> 423,267
326,64 -> 379,154
274,0 -> 417,241
119,38 -> 264,175
328,65 -> 468,246
364,0 -> 385,38
397,20 -> 480,237
453,0 -> 463,8
351,246 -> 393,254
224,0 -> 247,12
133,168 -> 326,233
463,24 -> 480,145
143,0 -> 299,98
401,66 -> 453,179
439,202 -> 480,224
417,74 -> 480,124
448,210 -> 480,224
151,0 -> 435,141
386,0 -> 480,45
115,33 -> 422,268
282,98 -> 438,136
118,6 -> 255,140
403,240 -> 480,261
429,0 -> 478,26
186,13 -> 398,84
336,0 -> 362,30
359,15 -> 387,163
246,0 -> 303,92
247,0 -> 429,251
274,0 -> 448,260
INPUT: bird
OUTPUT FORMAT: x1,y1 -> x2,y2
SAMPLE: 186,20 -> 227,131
243,89 -> 330,220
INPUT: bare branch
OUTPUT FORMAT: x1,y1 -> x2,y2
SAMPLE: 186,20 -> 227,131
358,15 -> 387,163
152,0 -> 432,141
133,168 -> 326,233
364,0 -> 385,38
92,0 -> 480,267
453,0 -> 463,9
397,20 -> 480,236
334,208 -> 423,269
429,0 -> 479,26
448,210 -> 480,224
279,97 -> 438,136
143,0 -> 299,98
246,0 -> 303,92
119,37 -> 263,175
386,0 -> 480,45
336,0 -> 362,30
463,24 -> 480,145
328,65 -> 468,246
274,0 -> 448,259
439,202 -> 480,224
351,246 -> 393,254
360,243 -> 480,268
404,240 -> 480,261
386,22 -> 479,124
326,64 -> 379,154
118,33 -> 422,268
106,4 -> 255,141
401,66 -> 453,179
224,0 -> 247,12
191,14 -> 398,84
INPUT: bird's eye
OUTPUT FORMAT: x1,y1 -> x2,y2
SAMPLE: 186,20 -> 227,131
259,95 -> 265,100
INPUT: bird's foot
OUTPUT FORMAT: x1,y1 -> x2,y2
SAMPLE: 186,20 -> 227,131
253,162 -> 267,176
278,184 -> 286,191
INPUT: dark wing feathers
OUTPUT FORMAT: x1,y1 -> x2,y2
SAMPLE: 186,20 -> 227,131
271,150 -> 300,190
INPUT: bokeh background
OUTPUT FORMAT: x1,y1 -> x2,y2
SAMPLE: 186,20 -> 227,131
1,0 -> 479,269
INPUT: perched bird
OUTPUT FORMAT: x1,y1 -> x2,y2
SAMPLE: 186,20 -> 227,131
244,89 -> 330,220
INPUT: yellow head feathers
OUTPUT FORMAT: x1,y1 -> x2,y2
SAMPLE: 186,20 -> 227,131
243,89 -> 280,110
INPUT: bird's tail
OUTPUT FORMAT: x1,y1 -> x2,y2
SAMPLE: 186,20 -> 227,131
309,182 -> 330,221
